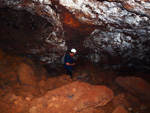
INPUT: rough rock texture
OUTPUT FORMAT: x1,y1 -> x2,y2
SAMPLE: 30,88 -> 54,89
0,0 -> 150,70
115,76 -> 150,101
112,93 -> 141,112
17,63 -> 35,88
0,81 -> 114,113
113,93 -> 130,109
28,81 -> 114,113
112,106 -> 128,113
3,94 -> 22,104
0,0 -> 67,66
109,0 -> 150,18
1,50 -> 150,113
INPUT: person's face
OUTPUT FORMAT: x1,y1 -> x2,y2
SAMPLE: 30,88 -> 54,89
70,52 -> 75,56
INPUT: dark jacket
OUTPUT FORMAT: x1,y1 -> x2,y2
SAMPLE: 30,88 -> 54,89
64,53 -> 74,70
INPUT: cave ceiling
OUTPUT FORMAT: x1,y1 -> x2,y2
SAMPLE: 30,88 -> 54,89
0,0 -> 150,70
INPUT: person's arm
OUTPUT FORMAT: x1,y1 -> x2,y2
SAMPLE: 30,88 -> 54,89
66,62 -> 75,66
65,54 -> 75,66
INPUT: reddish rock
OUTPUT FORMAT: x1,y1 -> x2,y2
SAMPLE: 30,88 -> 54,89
113,92 -> 141,111
28,81 -> 114,113
113,93 -> 130,109
39,80 -> 46,88
17,63 -> 35,88
44,77 -> 69,91
112,106 -> 128,113
63,12 -> 80,28
57,74 -> 71,81
80,107 -> 105,113
116,77 -> 150,101
3,94 -> 22,104
0,88 -> 2,93
11,100 -> 28,113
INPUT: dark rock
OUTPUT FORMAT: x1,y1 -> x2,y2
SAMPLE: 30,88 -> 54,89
0,0 -> 150,71
75,71 -> 93,83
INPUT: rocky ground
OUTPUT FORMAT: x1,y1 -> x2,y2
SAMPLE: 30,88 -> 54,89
0,49 -> 150,113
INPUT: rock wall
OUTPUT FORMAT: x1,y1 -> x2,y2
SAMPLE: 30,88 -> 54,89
0,0 -> 67,66
60,0 -> 150,69
0,0 -> 150,70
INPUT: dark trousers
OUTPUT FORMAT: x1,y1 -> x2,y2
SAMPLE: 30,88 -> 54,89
66,69 -> 73,79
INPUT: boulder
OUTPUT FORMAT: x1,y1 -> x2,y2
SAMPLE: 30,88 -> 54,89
28,81 -> 114,113
3,94 -> 22,104
44,77 -> 69,91
113,93 -> 130,109
57,75 -> 71,81
112,106 -> 128,113
39,80 -> 46,88
115,77 -> 150,101
80,107 -> 105,113
17,63 -> 35,89
113,93 -> 140,110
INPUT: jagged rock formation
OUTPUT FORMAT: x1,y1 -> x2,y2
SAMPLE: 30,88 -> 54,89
0,0 -> 150,70
0,0 -> 67,66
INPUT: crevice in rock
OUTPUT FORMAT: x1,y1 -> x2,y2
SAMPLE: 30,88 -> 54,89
0,8 -> 53,55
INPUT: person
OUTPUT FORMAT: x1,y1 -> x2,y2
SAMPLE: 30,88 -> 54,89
64,48 -> 76,79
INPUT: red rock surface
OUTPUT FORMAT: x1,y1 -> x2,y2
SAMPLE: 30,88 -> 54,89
1,50 -> 150,113
116,76 -> 150,101
17,63 -> 35,87
27,81 -> 114,113
113,93 -> 130,109
112,106 -> 128,113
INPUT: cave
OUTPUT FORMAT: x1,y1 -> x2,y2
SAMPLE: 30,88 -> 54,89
0,8 -> 53,55
0,0 -> 150,113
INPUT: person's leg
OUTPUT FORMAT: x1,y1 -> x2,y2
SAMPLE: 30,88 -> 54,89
66,69 -> 73,79
66,69 -> 69,75
69,70 -> 73,79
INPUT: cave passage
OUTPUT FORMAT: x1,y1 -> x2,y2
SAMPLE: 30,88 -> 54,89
0,8 -> 53,56
0,3 -> 150,113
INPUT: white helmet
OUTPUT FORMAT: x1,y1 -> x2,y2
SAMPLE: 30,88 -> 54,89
71,48 -> 76,53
